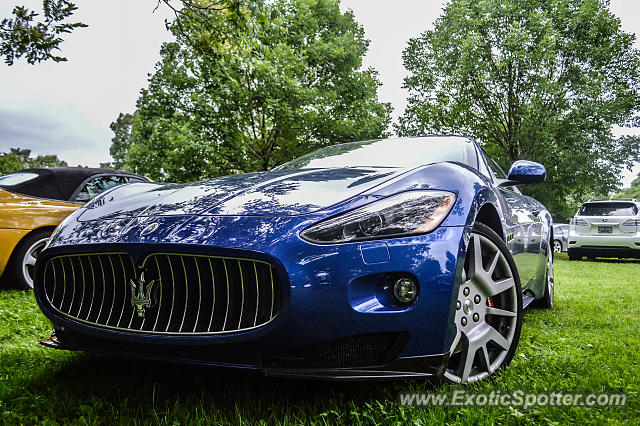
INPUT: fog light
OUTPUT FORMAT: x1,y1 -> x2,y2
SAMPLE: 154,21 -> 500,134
393,278 -> 418,304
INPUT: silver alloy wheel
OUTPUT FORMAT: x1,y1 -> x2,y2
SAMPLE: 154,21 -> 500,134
553,240 -> 562,253
22,237 -> 49,289
444,232 -> 519,383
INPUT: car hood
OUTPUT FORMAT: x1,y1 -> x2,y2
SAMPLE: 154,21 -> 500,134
78,167 -> 403,221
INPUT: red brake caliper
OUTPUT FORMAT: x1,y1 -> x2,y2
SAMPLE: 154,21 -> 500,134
486,297 -> 494,325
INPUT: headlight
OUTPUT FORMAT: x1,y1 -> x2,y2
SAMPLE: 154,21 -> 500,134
300,190 -> 457,244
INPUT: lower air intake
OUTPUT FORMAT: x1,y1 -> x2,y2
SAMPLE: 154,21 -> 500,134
263,332 -> 407,369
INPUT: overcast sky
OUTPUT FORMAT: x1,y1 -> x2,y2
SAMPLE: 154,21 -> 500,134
0,0 -> 638,186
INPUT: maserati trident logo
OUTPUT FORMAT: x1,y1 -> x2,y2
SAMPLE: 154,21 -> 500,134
130,272 -> 156,318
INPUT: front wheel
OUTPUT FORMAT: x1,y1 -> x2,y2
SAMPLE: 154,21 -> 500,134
444,223 -> 523,383
8,229 -> 52,290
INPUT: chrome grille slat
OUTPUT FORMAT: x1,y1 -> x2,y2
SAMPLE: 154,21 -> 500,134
41,252 -> 283,335
151,256 -> 162,331
207,258 -> 215,331
193,258 -> 202,333
116,255 -> 127,328
237,260 -> 244,330
67,257 -> 76,316
59,258 -> 67,312
105,256 -> 117,326
125,256 -> 137,329
76,256 -> 86,318
222,259 -> 230,331
96,255 -> 106,324
269,267 -> 275,319
253,263 -> 259,327
86,256 -> 96,323
44,259 -> 54,304
166,254 -> 176,332
179,257 -> 188,332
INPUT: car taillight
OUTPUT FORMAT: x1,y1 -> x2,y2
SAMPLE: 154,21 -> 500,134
570,218 -> 588,226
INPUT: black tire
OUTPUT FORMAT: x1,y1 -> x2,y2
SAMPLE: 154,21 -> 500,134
443,222 -> 523,383
7,229 -> 52,290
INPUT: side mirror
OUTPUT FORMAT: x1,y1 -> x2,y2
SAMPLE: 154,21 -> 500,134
506,160 -> 546,184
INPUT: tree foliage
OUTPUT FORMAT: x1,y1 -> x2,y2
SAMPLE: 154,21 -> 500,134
117,0 -> 391,182
615,173 -> 640,199
109,112 -> 135,170
0,147 -> 68,174
397,0 -> 640,218
0,0 -> 86,65
0,0 -> 274,66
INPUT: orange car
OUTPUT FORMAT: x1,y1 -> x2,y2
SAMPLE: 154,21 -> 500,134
0,167 -> 150,289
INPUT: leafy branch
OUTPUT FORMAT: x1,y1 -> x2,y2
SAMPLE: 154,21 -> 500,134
0,0 -> 87,65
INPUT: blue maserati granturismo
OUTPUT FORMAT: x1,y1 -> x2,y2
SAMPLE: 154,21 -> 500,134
33,136 -> 554,383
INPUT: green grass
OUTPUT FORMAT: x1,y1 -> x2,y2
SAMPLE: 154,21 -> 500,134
1,254 -> 639,425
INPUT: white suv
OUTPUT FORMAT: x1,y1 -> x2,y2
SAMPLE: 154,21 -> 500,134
568,198 -> 640,260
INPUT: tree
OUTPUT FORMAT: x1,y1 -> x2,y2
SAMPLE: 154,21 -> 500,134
397,0 -> 640,218
0,148 -> 68,174
119,0 -> 391,182
29,154 -> 68,168
615,173 -> 640,199
7,147 -> 30,164
109,113 -> 134,170
0,152 -> 24,174
0,0 -> 86,65
1,0 -> 274,66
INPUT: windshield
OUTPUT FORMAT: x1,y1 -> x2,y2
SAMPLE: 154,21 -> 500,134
276,137 -> 473,170
579,202 -> 638,216
0,172 -> 39,186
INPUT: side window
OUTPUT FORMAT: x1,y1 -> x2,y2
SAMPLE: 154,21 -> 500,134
481,149 -> 522,194
485,154 -> 508,180
74,175 -> 139,203
475,146 -> 492,178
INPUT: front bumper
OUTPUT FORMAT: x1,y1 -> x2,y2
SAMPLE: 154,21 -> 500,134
35,215 -> 469,379
41,331 -> 449,380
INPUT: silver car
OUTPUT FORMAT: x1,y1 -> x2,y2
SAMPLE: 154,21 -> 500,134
552,224 -> 569,253
568,198 -> 640,260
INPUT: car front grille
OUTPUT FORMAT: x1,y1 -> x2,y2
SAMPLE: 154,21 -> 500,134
41,253 -> 282,335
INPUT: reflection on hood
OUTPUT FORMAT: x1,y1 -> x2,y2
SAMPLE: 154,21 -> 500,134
79,167 -> 402,221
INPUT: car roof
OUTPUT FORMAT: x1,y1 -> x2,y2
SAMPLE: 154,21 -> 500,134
0,167 -> 146,202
